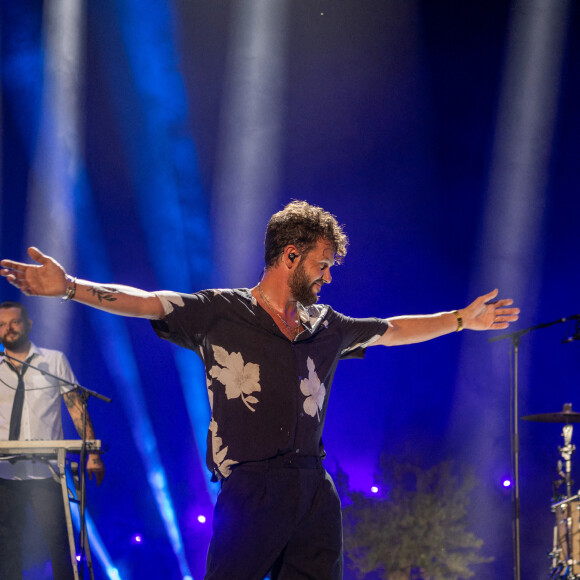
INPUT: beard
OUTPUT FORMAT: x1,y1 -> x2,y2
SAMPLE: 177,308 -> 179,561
1,330 -> 29,351
289,262 -> 322,307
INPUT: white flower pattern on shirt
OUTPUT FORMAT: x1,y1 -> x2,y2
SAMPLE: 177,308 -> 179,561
208,345 -> 261,412
209,419 -> 236,477
340,333 -> 382,356
300,357 -> 326,420
155,291 -> 185,316
151,289 -> 391,480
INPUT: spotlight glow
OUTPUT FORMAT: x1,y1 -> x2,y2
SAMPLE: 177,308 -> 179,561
371,486 -> 379,494
502,479 -> 512,488
197,515 -> 207,524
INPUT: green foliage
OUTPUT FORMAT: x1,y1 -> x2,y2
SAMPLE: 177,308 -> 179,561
341,455 -> 493,580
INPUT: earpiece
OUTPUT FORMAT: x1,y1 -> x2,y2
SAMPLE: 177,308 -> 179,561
288,253 -> 299,262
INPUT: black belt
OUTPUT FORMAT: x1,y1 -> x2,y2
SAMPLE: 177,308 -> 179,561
235,454 -> 323,471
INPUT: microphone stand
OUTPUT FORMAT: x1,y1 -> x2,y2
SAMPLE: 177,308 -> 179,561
78,388 -> 90,580
0,350 -> 110,580
489,314 -> 580,580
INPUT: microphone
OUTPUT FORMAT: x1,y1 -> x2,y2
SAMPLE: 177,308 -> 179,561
558,315 -> 580,323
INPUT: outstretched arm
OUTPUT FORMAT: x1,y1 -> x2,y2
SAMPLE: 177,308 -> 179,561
63,389 -> 105,486
372,289 -> 520,347
1,247 -> 165,319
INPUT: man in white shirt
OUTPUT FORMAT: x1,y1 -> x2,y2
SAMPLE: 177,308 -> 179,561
0,301 -> 105,580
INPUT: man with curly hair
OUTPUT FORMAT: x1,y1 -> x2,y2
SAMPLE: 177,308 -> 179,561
0,201 -> 519,580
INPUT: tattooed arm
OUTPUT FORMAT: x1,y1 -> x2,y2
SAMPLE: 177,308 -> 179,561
63,389 -> 105,486
1,247 -> 165,319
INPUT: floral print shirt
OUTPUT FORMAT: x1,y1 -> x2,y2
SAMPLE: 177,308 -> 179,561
151,288 -> 389,480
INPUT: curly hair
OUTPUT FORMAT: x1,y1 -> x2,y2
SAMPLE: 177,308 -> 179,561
264,201 -> 348,267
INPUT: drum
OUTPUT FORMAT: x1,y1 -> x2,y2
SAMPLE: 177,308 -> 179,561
553,498 -> 580,575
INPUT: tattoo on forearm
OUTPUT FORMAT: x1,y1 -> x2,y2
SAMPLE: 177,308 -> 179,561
87,285 -> 119,303
72,413 -> 95,434
64,390 -> 97,437
64,391 -> 76,409
89,455 -> 104,465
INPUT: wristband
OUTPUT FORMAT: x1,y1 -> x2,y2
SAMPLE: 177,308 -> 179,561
453,310 -> 463,332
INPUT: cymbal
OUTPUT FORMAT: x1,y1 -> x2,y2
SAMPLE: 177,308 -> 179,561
522,403 -> 580,423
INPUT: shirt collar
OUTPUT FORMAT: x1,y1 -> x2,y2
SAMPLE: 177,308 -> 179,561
0,342 -> 40,365
297,303 -> 329,334
244,288 -> 330,336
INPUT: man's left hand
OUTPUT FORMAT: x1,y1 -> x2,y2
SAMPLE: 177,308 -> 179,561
87,453 -> 105,486
461,288 -> 520,331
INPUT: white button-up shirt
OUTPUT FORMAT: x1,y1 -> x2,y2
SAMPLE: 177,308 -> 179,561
0,343 -> 76,479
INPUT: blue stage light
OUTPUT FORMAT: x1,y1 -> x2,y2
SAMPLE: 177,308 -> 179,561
74,169 -> 193,579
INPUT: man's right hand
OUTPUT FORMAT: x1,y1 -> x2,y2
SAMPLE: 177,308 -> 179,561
1,247 -> 69,297
2,246 -> 166,319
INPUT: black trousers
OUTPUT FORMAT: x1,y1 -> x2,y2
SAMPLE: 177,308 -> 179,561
205,460 -> 343,580
0,477 -> 75,580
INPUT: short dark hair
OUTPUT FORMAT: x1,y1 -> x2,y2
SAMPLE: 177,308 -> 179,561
264,200 -> 348,267
0,301 -> 30,322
